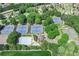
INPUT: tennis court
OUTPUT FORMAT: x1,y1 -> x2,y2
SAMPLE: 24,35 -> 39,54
16,25 -> 28,35
31,24 -> 43,34
1,25 -> 14,35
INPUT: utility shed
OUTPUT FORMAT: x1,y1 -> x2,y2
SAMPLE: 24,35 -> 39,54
31,24 -> 43,34
52,17 -> 63,24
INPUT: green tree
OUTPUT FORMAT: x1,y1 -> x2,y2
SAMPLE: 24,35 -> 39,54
18,14 -> 27,24
19,5 -> 26,14
7,30 -> 21,45
74,45 -> 79,56
0,6 -> 3,13
0,44 -> 5,50
45,25 -> 51,33
0,14 -> 6,20
41,11 -> 50,20
45,23 -> 59,39
35,15 -> 41,24
41,40 -> 49,50
61,15 -> 79,33
26,8 -> 38,13
48,43 -> 59,56
63,42 -> 76,56
48,29 -> 59,39
58,46 -> 65,56
27,12 -> 37,24
4,45 -> 9,50
43,17 -> 52,26
53,8 -> 61,17
58,33 -> 69,46
42,5 -> 49,13
9,17 -> 17,25
1,20 -> 8,25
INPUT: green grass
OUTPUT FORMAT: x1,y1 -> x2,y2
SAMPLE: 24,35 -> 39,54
0,51 -> 51,56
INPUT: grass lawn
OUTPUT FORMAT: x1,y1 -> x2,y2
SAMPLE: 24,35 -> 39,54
0,51 -> 51,56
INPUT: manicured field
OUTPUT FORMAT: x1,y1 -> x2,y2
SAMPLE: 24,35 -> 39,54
0,51 -> 51,56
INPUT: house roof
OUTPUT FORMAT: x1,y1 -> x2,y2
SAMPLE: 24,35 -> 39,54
53,17 -> 62,23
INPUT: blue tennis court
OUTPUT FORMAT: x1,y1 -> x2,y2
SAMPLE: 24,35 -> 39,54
31,24 -> 43,34
1,25 -> 14,35
16,25 -> 28,35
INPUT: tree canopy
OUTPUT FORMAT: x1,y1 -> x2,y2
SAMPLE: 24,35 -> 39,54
61,15 -> 79,33
9,17 -> 17,25
35,15 -> 41,24
7,31 -> 21,45
58,33 -> 69,46
48,29 -> 59,39
0,14 -> 6,20
17,14 -> 27,24
43,17 -> 52,26
45,23 -> 59,39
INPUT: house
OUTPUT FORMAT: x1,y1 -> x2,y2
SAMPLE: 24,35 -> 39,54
52,17 -> 63,24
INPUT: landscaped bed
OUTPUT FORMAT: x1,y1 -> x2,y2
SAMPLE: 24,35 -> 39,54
0,51 -> 51,56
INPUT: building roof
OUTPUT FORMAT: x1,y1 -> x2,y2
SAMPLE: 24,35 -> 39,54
16,25 -> 28,35
53,17 -> 62,23
1,25 -> 14,35
18,37 -> 32,45
31,24 -> 43,34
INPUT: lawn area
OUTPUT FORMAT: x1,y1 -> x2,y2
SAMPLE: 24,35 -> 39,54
0,51 -> 51,56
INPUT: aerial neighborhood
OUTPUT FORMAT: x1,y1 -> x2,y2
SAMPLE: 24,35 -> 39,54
0,3 -> 79,56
